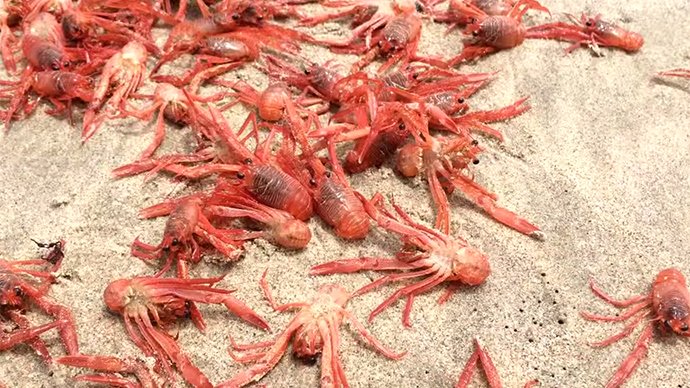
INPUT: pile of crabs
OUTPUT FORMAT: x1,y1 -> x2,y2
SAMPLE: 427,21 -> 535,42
1,0 -> 690,387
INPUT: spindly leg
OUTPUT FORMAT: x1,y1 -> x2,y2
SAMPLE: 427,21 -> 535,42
589,312 -> 649,348
605,324 -> 654,388
587,278 -> 649,307
342,311 -> 406,360
310,257 -> 415,275
260,270 -> 309,312
353,268 -> 437,297
658,68 -> 690,78
474,339 -> 503,388
580,301 -> 649,323
428,169 -> 451,235
455,342 -> 480,388
368,273 -> 446,324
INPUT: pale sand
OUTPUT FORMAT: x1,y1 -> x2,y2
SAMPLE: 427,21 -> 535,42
1,0 -> 690,387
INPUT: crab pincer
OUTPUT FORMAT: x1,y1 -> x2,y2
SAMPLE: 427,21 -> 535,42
132,196 -> 245,278
582,268 -> 690,387
456,338 -> 539,388
57,355 -> 158,388
218,271 -> 405,387
103,276 -> 269,387
311,193 -> 490,327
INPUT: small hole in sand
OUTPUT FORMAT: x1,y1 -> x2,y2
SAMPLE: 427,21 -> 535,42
558,319 -> 565,324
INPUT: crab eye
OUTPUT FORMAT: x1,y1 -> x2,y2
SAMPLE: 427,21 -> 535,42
472,159 -> 480,165
13,287 -> 23,297
324,171 -> 332,178
398,123 -> 405,130
232,13 -> 240,20
309,178 -> 317,186
412,73 -> 418,79
243,158 -> 253,165
585,20 -> 593,27
51,62 -> 60,70
457,98 -> 465,103
236,171 -> 245,179
471,139 -> 479,146
472,31 -> 479,37
682,323 -> 689,331
171,238 -> 180,246
304,68 -> 311,75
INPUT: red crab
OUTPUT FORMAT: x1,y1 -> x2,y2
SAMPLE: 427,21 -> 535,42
102,275 -> 269,387
456,338 -> 539,388
218,271 -> 406,387
0,247 -> 79,361
0,70 -> 94,127
446,0 -> 550,65
206,180 -> 313,250
311,193 -> 491,327
82,40 -> 148,142
281,101 -> 371,240
393,110 -> 541,237
307,0 -> 445,73
582,268 -> 690,387
120,82 -> 225,160
132,196 -> 246,278
527,13 -> 644,55
115,100 -> 316,222
428,0 -> 519,27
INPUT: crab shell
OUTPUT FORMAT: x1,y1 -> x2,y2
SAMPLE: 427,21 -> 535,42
652,268 -> 690,335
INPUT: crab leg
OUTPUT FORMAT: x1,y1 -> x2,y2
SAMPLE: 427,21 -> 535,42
0,320 -> 61,351
218,316 -> 307,387
658,68 -> 690,78
4,311 -> 52,362
259,270 -> 310,312
317,319 -> 338,388
368,272 -> 447,323
587,278 -> 649,307
450,174 -> 542,238
605,324 -> 654,388
151,285 -> 269,331
142,318 -> 212,388
310,257 -> 416,274
32,296 -> 79,355
342,310 -> 406,359
580,301 -> 650,323
589,312 -> 649,347
353,267 -> 438,296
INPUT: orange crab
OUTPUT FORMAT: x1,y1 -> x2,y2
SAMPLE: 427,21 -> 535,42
311,193 -> 491,327
102,275 -> 269,387
82,40 -> 148,141
582,268 -> 690,387
219,271 -> 406,387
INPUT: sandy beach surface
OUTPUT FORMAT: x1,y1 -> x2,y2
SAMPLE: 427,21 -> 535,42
1,0 -> 690,387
